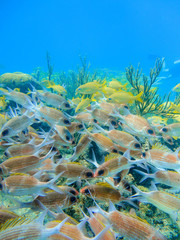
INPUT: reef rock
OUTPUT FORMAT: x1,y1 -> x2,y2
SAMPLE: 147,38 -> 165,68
0,72 -> 42,92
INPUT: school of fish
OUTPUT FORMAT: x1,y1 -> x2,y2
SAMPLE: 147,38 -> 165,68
0,78 -> 180,239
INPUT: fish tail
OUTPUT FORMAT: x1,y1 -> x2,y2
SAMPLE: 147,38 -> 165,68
134,169 -> 154,183
46,172 -> 65,193
135,91 -> 143,103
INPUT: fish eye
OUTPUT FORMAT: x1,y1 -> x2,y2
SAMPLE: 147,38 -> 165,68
93,119 -> 97,123
119,121 -> 123,126
114,175 -> 121,184
70,190 -> 76,195
124,182 -> 131,190
70,196 -> 76,203
167,138 -> 172,143
84,188 -> 90,194
111,120 -> 117,126
2,129 -> 9,137
142,152 -> 146,158
4,151 -> 8,157
86,172 -> 93,178
162,127 -> 168,133
65,103 -> 70,108
109,98 -> 112,101
0,183 -> 2,190
22,128 -> 28,134
52,147 -> 57,151
112,149 -> 118,153
56,154 -> 62,159
124,105 -> 129,109
72,140 -> 75,145
64,119 -> 70,125
78,124 -> 83,129
98,169 -> 104,176
66,136 -> 70,141
147,129 -> 154,135
134,143 -> 141,149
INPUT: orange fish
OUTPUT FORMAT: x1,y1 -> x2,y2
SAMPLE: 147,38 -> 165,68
91,202 -> 166,240
55,162 -> 94,180
80,182 -> 125,203
0,173 -> 63,196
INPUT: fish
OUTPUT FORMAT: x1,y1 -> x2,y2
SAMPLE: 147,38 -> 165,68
0,96 -> 7,110
54,125 -> 73,143
94,124 -> 142,151
4,138 -> 53,158
160,123 -> 180,138
75,97 -> 93,113
35,91 -> 71,110
84,126 -> 119,153
35,105 -> 71,126
0,173 -> 63,196
66,122 -> 84,134
15,186 -> 78,210
46,219 -> 111,240
93,150 -> 143,178
80,182 -> 125,203
0,88 -> 33,108
43,80 -> 67,95
74,112 -> 95,125
108,79 -> 128,90
0,114 -> 34,139
135,169 -> 180,191
0,214 -> 70,240
0,149 -> 54,175
69,134 -> 91,161
141,145 -> 180,170
0,209 -> 19,224
108,91 -> 143,104
90,202 -> 166,240
55,162 -> 94,180
118,113 -> 156,138
76,80 -> 106,95
91,109 -> 118,127
102,86 -> 117,97
132,185 -> 180,222
83,209 -> 116,240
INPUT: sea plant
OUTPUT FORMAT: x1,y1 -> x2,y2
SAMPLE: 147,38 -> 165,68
46,51 -> 54,81
126,58 -> 175,117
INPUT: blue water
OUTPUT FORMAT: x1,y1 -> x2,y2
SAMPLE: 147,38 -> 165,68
0,0 -> 180,91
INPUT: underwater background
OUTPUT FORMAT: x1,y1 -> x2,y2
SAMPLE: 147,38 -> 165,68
0,0 -> 180,240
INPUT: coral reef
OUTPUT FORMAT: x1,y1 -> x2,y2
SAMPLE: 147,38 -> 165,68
0,72 -> 42,92
126,58 -> 175,117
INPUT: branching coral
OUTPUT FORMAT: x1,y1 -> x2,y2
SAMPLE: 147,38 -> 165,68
46,51 -> 54,81
126,59 -> 175,117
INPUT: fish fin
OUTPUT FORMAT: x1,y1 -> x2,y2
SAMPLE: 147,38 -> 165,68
46,172 -> 65,193
65,178 -> 76,185
135,91 -> 143,103
108,200 -> 116,212
95,182 -> 116,189
91,225 -> 112,240
0,216 -> 33,231
152,142 -> 172,152
134,169 -> 154,183
86,149 -> 99,168
149,181 -> 158,191
175,146 -> 180,159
